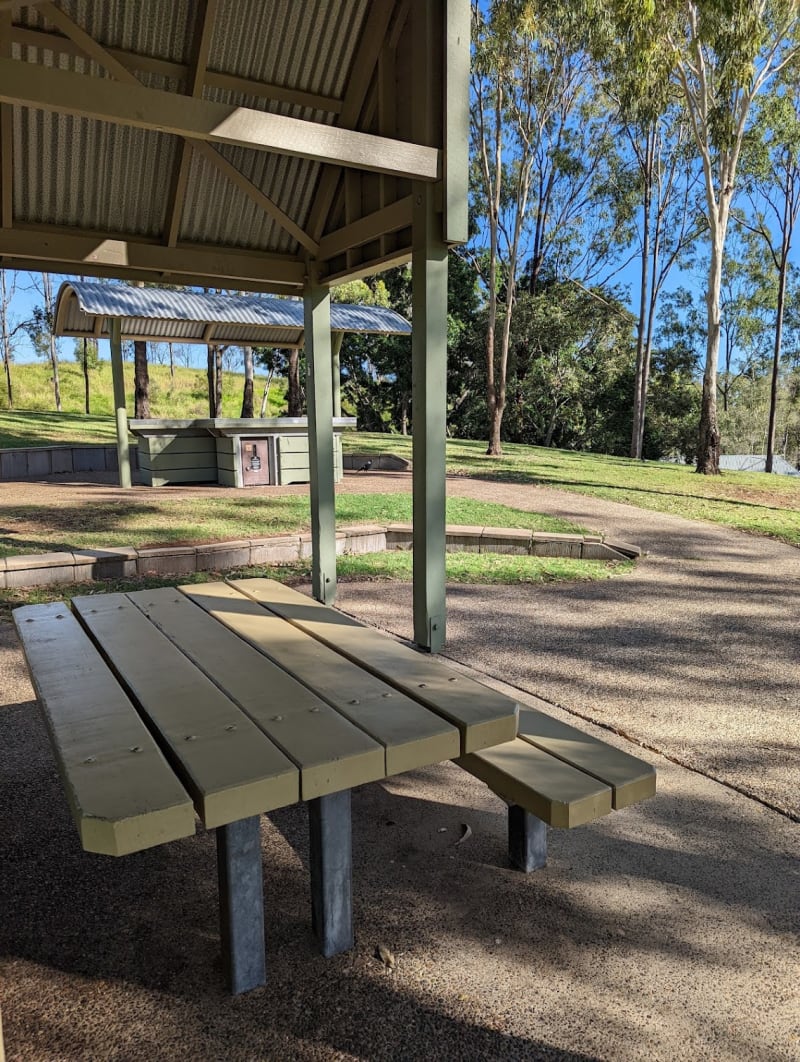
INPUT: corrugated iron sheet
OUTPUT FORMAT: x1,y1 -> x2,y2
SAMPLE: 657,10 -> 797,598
55,281 -> 411,344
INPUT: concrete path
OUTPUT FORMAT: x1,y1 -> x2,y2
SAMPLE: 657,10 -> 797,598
0,471 -> 798,1060
335,473 -> 800,821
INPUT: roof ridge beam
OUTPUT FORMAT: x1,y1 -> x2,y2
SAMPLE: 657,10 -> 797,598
0,59 -> 440,181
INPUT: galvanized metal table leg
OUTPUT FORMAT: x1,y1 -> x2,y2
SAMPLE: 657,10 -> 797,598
508,804 -> 547,872
217,815 -> 266,994
308,789 -> 353,957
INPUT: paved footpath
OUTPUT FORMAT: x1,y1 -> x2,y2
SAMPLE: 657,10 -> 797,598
335,472 -> 800,821
1,471 -> 798,1061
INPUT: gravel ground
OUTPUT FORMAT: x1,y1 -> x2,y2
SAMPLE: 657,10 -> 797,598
0,470 -> 798,1061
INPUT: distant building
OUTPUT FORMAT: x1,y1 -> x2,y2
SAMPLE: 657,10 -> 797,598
719,455 -> 800,476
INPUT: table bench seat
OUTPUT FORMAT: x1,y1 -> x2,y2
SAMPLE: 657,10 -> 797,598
458,708 -> 657,870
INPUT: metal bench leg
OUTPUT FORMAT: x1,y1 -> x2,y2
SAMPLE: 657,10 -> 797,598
508,804 -> 547,872
216,815 -> 266,994
308,789 -> 354,957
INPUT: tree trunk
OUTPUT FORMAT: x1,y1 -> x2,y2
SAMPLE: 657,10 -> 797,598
765,247 -> 789,474
133,340 -> 150,418
287,349 -> 302,416
259,369 -> 274,418
696,217 -> 725,474
207,346 -> 215,416
215,345 -> 223,415
400,394 -> 409,436
169,342 -> 175,384
240,345 -> 254,417
631,137 -> 653,459
83,338 -> 90,414
0,273 -> 13,408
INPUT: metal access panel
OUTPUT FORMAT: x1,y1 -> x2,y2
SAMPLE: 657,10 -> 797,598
240,438 -> 271,486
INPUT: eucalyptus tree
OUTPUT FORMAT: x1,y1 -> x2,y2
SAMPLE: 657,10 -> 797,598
613,105 -> 704,459
0,270 -> 26,408
588,0 -> 800,473
736,86 -> 800,470
25,273 -> 61,411
469,0 -> 618,455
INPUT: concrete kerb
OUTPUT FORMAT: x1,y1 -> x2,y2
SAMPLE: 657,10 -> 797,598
0,526 -> 640,589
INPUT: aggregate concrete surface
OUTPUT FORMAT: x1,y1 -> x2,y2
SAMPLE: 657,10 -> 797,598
0,470 -> 798,1061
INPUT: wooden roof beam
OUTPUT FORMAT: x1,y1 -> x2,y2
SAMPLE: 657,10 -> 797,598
0,59 -> 440,181
164,0 -> 218,246
0,227 -> 306,286
10,25 -> 344,114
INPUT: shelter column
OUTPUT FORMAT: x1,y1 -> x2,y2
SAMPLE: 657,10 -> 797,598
331,332 -> 344,419
304,267 -> 337,604
108,317 -> 131,489
411,183 -> 448,652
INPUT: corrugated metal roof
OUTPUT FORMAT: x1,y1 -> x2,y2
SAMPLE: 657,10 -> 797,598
719,455 -> 800,476
54,281 -> 411,345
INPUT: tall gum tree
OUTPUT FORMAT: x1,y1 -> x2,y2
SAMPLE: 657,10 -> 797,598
589,0 -> 800,473
470,0 -> 616,455
736,86 -> 800,471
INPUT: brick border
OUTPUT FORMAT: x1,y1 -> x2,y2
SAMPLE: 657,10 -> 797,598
0,525 -> 640,589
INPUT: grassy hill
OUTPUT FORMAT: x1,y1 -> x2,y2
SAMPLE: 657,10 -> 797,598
0,359 -> 287,426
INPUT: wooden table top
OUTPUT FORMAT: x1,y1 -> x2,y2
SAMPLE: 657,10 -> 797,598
14,579 -> 519,855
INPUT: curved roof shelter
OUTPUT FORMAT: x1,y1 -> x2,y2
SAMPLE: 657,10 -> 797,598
0,0 -> 470,651
55,281 -> 411,347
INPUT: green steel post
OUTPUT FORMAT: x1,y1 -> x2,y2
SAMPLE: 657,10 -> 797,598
331,332 -> 344,418
412,183 -> 448,652
304,270 -> 337,604
109,317 -> 131,489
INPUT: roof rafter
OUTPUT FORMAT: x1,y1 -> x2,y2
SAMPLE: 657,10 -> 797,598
308,0 -> 398,242
164,0 -> 218,247
0,58 -> 441,180
9,24 -> 344,114
33,3 -> 319,254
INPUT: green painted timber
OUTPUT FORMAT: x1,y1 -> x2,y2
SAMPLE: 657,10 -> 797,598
127,587 -> 385,800
304,274 -> 337,603
13,602 -> 196,856
109,317 -> 131,489
516,709 -> 657,809
226,578 -> 518,754
180,582 -> 460,776
456,739 -> 613,829
140,435 -> 218,457
71,593 -> 299,827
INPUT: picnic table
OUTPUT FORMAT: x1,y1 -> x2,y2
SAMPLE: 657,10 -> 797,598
13,578 -> 519,993
14,577 -> 655,995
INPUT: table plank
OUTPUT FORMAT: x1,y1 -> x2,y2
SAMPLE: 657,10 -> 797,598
71,594 -> 299,827
127,588 -> 385,800
515,709 -> 656,809
457,738 -> 613,828
13,602 -> 196,856
227,578 -> 518,753
180,582 -> 460,776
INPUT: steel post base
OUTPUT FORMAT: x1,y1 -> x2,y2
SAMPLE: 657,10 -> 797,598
508,804 -> 548,872
308,789 -> 354,957
216,815 -> 266,994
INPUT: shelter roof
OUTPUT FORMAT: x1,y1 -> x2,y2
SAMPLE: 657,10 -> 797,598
0,1 -> 465,292
54,281 -> 411,347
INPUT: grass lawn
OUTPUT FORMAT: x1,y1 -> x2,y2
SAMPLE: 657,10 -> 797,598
0,493 -> 583,559
345,434 -> 800,547
0,548 -> 630,622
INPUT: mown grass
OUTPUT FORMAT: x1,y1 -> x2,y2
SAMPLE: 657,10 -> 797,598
0,550 -> 629,623
0,493 -> 583,559
0,360 -> 287,442
345,434 -> 800,547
